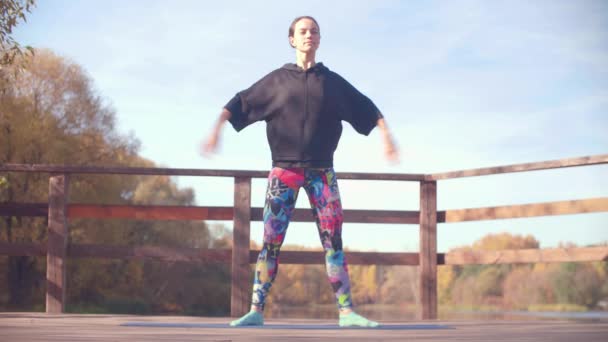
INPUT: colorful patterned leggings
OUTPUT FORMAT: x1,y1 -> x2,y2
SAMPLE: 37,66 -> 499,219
251,167 -> 353,310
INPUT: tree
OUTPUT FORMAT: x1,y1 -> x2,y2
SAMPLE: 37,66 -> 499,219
0,0 -> 35,68
0,49 -> 231,315
551,262 -> 604,308
378,266 -> 418,305
437,265 -> 456,304
473,232 -> 539,250
0,48 -> 141,309
443,232 -> 540,307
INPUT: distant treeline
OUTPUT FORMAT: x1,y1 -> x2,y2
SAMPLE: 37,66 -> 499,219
1,50 -> 606,316
263,234 -> 608,314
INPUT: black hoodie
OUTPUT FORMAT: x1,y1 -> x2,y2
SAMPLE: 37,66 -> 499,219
225,62 -> 383,168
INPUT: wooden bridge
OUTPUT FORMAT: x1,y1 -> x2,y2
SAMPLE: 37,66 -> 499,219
1,312 -> 607,341
1,154 -> 607,340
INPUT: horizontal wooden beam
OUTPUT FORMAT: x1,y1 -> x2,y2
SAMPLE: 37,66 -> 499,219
0,164 -> 425,181
4,198 -> 606,224
255,250 -> 423,265
0,203 -> 47,217
0,203 -> 421,224
2,243 -> 606,265
428,154 -> 608,180
438,197 -> 608,223
445,246 -> 608,265
0,242 -> 428,265
3,154 -> 606,181
0,164 -> 268,178
251,208 -> 420,224
335,173 -> 425,181
0,242 -> 46,256
69,205 -> 420,224
68,204 -> 234,220
0,203 -> 236,220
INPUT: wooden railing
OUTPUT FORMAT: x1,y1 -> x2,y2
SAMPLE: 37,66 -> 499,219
1,154 -> 607,319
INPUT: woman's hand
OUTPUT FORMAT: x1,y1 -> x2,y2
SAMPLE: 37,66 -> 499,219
377,117 -> 400,165
200,131 -> 220,157
200,108 -> 231,158
383,135 -> 400,164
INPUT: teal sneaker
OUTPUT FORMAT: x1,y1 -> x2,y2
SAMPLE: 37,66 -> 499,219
229,310 -> 264,327
339,312 -> 380,328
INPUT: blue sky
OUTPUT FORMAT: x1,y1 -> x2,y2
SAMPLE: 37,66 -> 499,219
14,0 -> 608,252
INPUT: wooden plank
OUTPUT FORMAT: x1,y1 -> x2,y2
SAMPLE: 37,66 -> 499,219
0,164 -> 269,178
3,314 -> 608,342
428,154 -> 608,180
0,203 -> 47,217
231,177 -> 252,317
2,313 -> 608,342
0,242 -> 46,256
46,174 -> 69,314
419,180 -> 437,320
68,204 -> 234,220
439,198 -> 608,223
68,205 -> 420,224
69,205 -> 420,224
4,242 -> 603,266
9,197 -> 608,224
1,203 -> 421,224
335,172 -> 425,181
251,208 -> 420,224
0,242 -> 430,266
249,250 -> 421,265
339,209 -> 419,224
446,246 -> 608,265
0,164 -> 425,181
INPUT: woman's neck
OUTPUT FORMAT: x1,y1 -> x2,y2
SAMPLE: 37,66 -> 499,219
296,50 -> 316,70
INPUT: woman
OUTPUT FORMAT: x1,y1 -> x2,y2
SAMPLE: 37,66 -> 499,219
202,16 -> 399,327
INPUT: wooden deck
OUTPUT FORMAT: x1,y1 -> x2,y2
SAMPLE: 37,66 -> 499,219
1,313 -> 607,341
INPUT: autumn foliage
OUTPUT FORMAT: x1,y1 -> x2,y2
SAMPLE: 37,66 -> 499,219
0,50 -> 230,314
438,233 -> 608,311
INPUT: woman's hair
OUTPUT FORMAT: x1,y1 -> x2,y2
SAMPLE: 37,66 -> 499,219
288,16 -> 320,44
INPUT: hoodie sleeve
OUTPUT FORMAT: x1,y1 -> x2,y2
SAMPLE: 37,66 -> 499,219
225,70 -> 279,132
334,74 -> 383,136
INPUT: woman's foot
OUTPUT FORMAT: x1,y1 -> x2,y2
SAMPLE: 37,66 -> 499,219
339,312 -> 379,328
229,310 -> 264,327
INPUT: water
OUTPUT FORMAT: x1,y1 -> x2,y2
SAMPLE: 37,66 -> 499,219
265,305 -> 608,322
477,311 -> 608,321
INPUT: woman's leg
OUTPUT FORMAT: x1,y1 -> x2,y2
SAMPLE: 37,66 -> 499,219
303,168 -> 353,309
230,168 -> 302,326
304,168 -> 379,327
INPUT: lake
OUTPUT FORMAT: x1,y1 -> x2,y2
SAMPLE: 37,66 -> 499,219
264,304 -> 608,322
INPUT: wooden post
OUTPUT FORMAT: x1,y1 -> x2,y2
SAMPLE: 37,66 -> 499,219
231,176 -> 252,317
419,180 -> 437,320
46,174 -> 69,314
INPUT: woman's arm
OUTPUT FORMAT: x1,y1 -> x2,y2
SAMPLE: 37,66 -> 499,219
376,117 -> 400,164
200,108 -> 232,157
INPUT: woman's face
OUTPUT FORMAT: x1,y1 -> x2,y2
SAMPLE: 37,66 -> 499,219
290,18 -> 320,53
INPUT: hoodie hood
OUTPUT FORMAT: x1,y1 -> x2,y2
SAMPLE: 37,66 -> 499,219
282,62 -> 328,73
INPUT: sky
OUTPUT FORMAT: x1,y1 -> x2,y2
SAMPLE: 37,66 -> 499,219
13,0 -> 608,252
